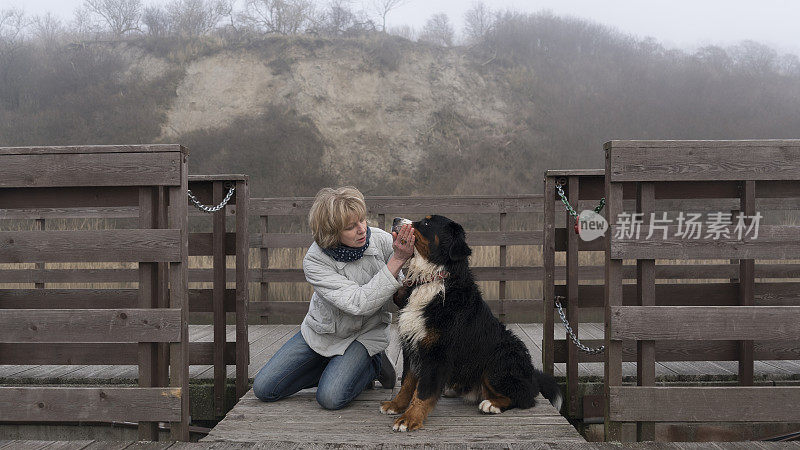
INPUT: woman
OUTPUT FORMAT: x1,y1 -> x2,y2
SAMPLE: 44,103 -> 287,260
253,186 -> 415,410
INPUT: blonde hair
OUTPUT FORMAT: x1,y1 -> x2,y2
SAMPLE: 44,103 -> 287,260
309,186 -> 368,248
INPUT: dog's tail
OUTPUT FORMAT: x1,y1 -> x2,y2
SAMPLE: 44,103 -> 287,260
534,369 -> 563,412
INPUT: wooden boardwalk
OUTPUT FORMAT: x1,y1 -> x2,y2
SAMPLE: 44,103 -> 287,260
2,323 -> 798,383
2,441 -> 799,449
203,389 -> 583,445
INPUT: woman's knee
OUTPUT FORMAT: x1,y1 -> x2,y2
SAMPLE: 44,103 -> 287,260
252,373 -> 281,402
315,385 -> 350,410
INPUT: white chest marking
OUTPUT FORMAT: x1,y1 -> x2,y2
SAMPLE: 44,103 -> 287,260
398,254 -> 445,346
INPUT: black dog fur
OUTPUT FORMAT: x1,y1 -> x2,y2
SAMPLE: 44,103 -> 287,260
384,215 -> 562,431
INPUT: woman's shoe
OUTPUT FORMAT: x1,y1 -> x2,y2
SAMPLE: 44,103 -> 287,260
378,351 -> 396,389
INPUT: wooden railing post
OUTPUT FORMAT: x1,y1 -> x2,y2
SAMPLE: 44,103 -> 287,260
499,210 -> 507,323
235,178 -> 250,399
566,176 -> 580,418
542,178 -> 556,376
635,182 -> 655,441
260,215 -> 269,324
212,181 -> 226,417
739,180 -> 755,386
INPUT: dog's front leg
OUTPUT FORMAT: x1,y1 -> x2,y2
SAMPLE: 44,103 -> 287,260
391,372 -> 444,432
380,368 -> 417,415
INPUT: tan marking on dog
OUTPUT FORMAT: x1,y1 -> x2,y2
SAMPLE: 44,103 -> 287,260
479,377 -> 512,413
419,328 -> 440,348
381,373 -> 418,415
413,230 -> 430,259
392,389 -> 439,432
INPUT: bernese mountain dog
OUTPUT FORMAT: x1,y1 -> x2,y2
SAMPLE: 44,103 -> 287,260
380,215 -> 563,432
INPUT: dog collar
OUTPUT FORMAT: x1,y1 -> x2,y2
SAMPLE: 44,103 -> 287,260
403,271 -> 450,287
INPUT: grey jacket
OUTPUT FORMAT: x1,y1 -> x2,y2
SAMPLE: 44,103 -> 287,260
300,227 -> 401,357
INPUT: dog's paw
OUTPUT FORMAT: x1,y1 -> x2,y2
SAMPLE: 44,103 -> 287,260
479,399 -> 502,414
392,413 -> 423,432
380,401 -> 403,415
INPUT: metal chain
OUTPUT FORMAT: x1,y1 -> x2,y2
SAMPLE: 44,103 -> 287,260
553,180 -> 606,355
555,181 -> 605,217
554,296 -> 605,355
187,186 -> 235,213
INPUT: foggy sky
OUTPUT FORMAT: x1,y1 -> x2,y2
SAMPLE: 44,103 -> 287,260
9,0 -> 800,56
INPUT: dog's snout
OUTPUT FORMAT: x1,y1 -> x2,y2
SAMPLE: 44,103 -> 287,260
391,217 -> 412,233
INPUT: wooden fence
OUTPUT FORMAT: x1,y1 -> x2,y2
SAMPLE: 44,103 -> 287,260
250,196 -> 544,323
0,145 -> 190,441
0,174 -> 252,421
603,140 -> 800,441
543,168 -> 800,422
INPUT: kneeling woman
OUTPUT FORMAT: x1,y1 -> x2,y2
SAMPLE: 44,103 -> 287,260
253,186 -> 415,410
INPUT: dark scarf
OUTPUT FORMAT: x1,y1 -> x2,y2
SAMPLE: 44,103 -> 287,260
321,227 -> 371,262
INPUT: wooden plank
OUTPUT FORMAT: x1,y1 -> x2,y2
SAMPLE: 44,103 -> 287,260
0,144 -> 186,155
189,289 -> 237,313
250,195 -> 543,216
611,225 -> 800,260
609,386 -> 800,422
260,215 -> 270,324
556,282 -> 800,308
0,309 -> 182,343
740,180 -> 756,387
550,263 -> 800,281
565,176 -> 580,418
189,232 -> 238,256
0,152 -> 183,187
0,230 -> 182,263
189,174 -> 248,182
542,174 -> 556,377
606,140 -> 800,182
636,182 -> 656,441
554,338 -> 800,363
546,169 -> 605,177
610,306 -> 800,340
0,387 -> 181,422
212,181 -> 227,417
235,179 -> 251,399
0,186 -> 139,209
0,290 -> 138,309
0,269 -> 138,284
168,171 -> 190,441
0,342 -> 234,365
0,206 -> 138,219
603,166 -> 624,440
138,186 -> 159,440
498,212 -> 508,322
258,231 -> 542,248
260,266 -> 543,283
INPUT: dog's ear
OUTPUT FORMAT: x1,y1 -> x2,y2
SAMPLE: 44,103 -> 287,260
447,221 -> 471,261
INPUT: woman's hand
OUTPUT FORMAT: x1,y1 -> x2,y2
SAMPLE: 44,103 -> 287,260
392,223 -> 415,261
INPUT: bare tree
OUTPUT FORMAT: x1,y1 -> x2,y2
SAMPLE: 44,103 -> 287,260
166,0 -> 230,37
0,8 -> 31,46
371,0 -> 406,32
83,0 -> 142,36
142,5 -> 170,37
463,1 -> 492,43
242,0 -> 315,35
419,13 -> 453,47
33,13 -> 64,48
71,5 -> 103,38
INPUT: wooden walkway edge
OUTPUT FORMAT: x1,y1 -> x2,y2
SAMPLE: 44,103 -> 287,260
202,389 -> 583,445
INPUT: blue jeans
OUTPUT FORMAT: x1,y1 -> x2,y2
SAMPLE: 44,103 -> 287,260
252,331 -> 381,410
